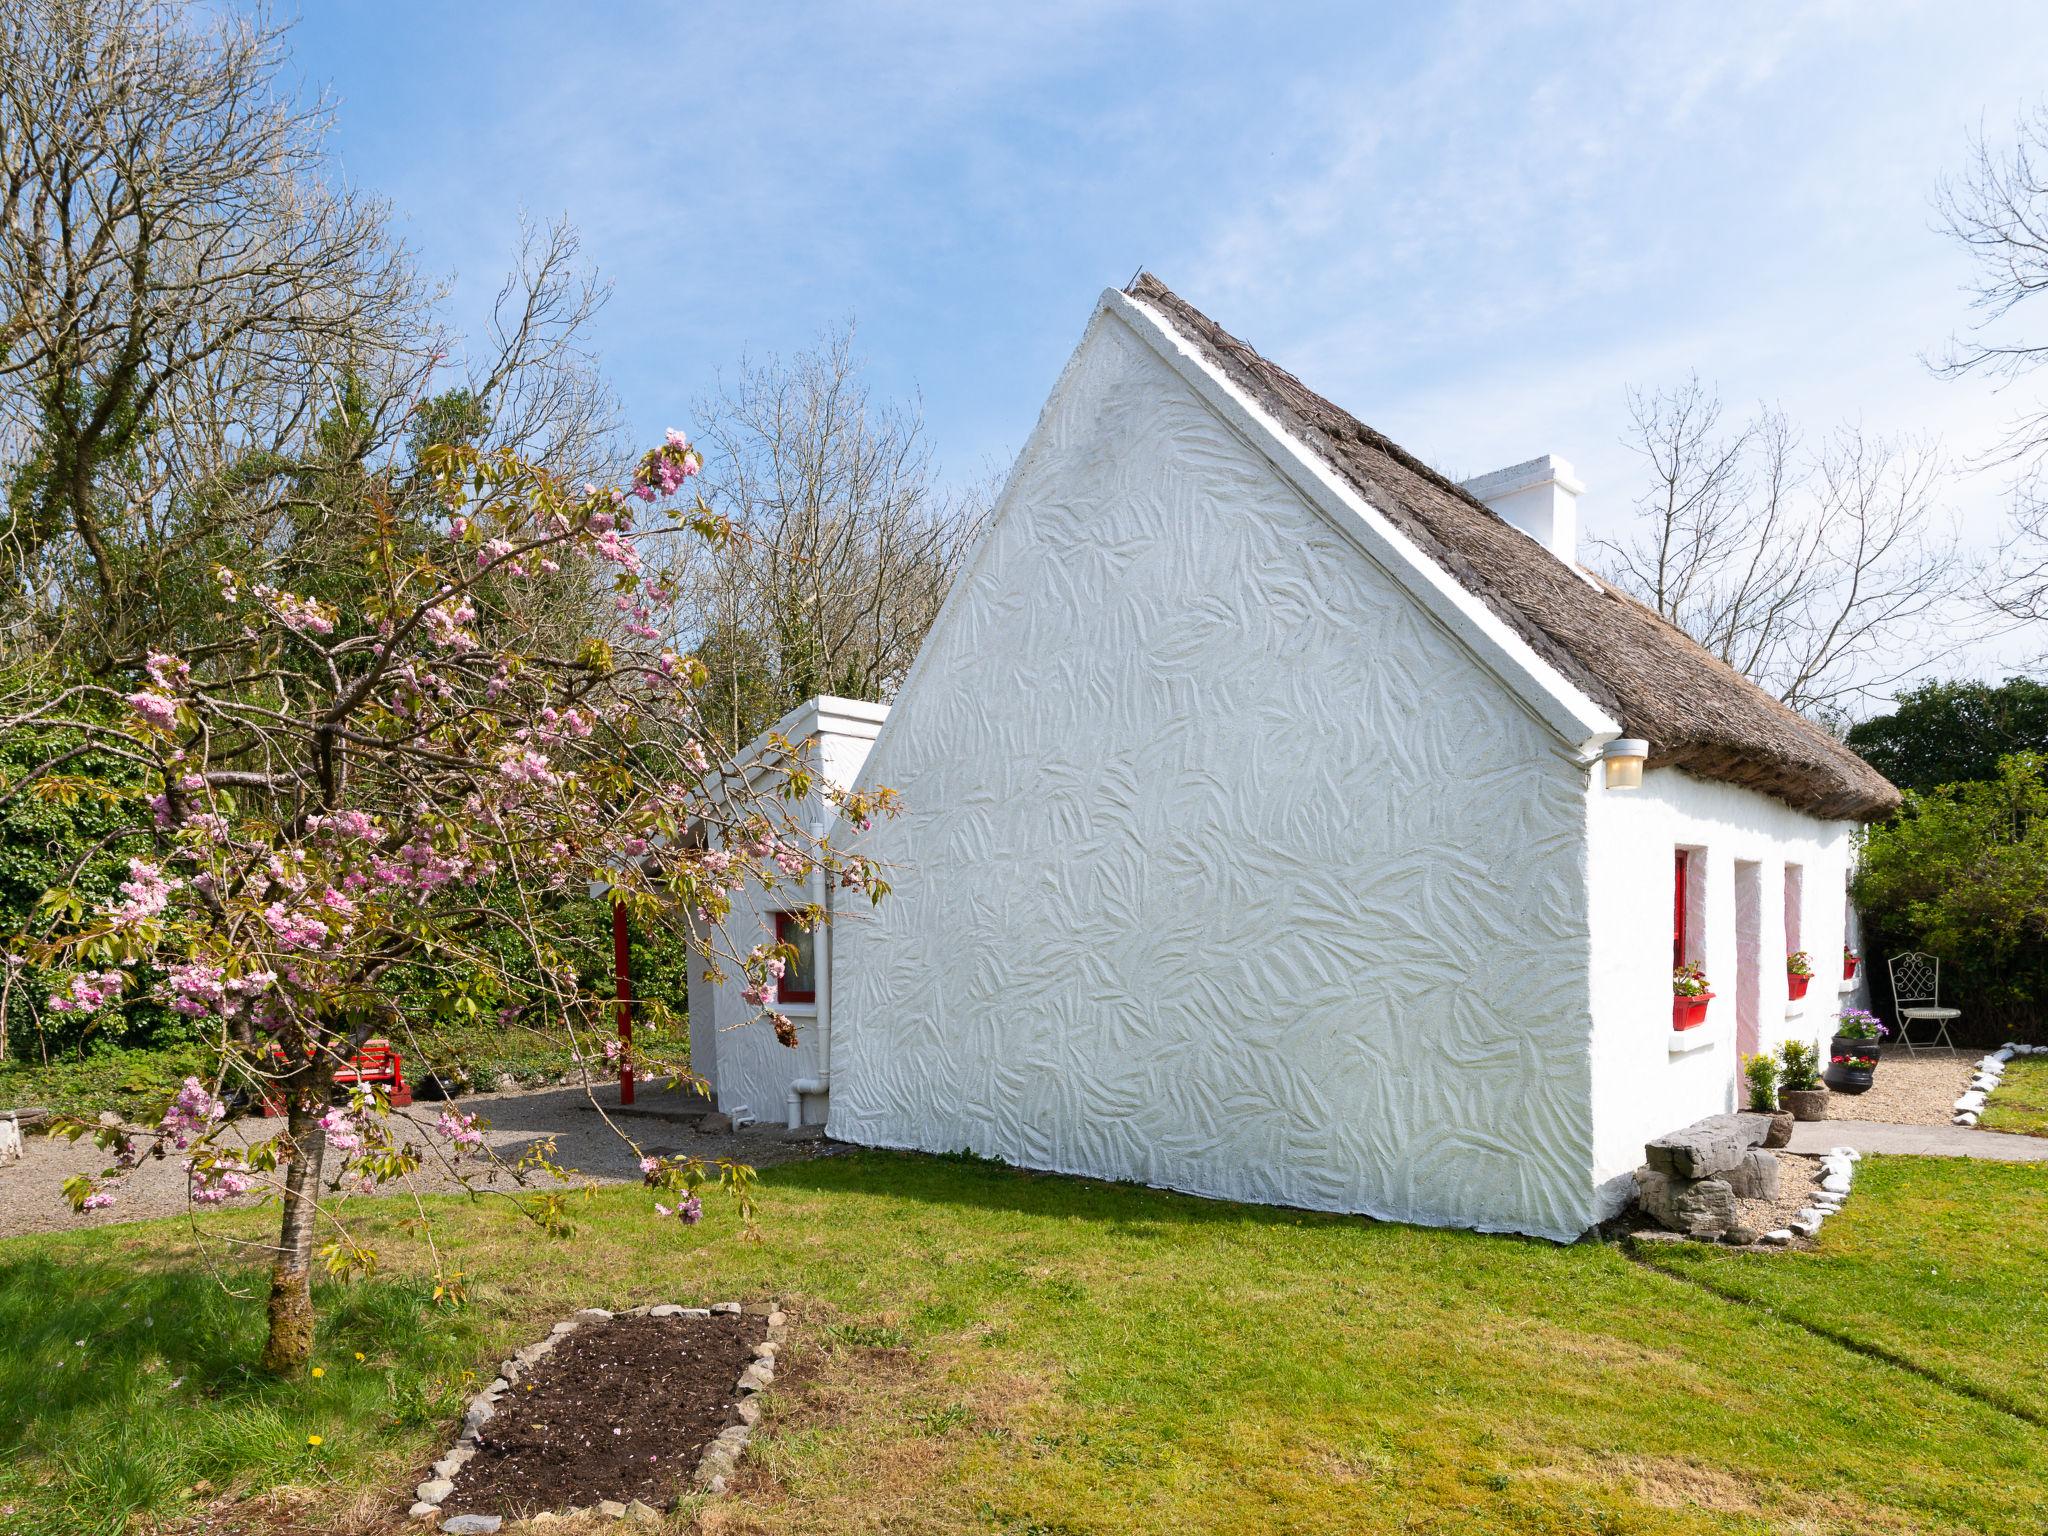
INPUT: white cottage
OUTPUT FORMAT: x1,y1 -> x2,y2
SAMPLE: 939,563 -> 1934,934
735,277 -> 1899,1241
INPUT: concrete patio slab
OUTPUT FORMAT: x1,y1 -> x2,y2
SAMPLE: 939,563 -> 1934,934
1787,1119 -> 2048,1161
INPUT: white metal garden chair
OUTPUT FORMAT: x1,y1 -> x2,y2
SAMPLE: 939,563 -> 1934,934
1888,951 -> 1960,1054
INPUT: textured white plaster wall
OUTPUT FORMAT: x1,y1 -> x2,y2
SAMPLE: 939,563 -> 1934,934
1586,766 -> 1854,1208
830,306 -> 1603,1240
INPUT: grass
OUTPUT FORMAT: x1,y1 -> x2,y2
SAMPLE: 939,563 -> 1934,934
1980,1057 -> 2048,1138
2,1153 -> 2045,1536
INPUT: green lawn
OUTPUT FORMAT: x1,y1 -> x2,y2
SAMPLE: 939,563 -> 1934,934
3,1153 -> 2044,1536
1981,1057 -> 2048,1138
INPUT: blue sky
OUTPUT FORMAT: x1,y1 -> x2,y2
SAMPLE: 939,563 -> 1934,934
299,0 -> 2048,673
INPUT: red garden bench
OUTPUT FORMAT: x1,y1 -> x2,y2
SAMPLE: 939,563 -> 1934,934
335,1039 -> 412,1106
257,1038 -> 412,1113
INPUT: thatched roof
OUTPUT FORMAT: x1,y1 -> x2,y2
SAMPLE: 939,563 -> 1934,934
1124,273 -> 1900,822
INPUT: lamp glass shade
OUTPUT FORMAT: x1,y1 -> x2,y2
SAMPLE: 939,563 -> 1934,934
1603,755 -> 1644,790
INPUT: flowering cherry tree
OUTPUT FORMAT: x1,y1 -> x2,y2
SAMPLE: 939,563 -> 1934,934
5,434 -> 891,1372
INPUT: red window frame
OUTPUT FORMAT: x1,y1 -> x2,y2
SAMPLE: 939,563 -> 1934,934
773,911 -> 816,1004
1673,850 -> 1690,969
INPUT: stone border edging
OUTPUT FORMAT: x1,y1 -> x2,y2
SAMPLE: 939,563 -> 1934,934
1954,1042 -> 2044,1126
1759,1147 -> 1858,1246
408,1299 -> 782,1529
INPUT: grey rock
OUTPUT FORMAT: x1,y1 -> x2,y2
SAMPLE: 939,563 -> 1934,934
550,1319 -> 579,1336
736,1362 -> 774,1393
737,1397 -> 762,1425
431,1445 -> 475,1479
1723,1148 -> 1781,1201
1760,1229 -> 1794,1245
596,1499 -> 628,1518
1634,1167 -> 1737,1238
1760,1111 -> 1794,1149
755,1339 -> 781,1357
698,1111 -> 734,1135
1644,1113 -> 1770,1180
625,1500 -> 661,1523
461,1401 -> 494,1435
705,1474 -> 729,1494
710,1301 -> 742,1315
1820,1172 -> 1852,1194
440,1518 -> 503,1535
529,1516 -> 561,1528
650,1304 -> 684,1318
416,1479 -> 454,1504
766,1310 -> 788,1328
409,1503 -> 440,1520
677,1307 -> 712,1318
577,1307 -> 614,1321
1721,1225 -> 1758,1247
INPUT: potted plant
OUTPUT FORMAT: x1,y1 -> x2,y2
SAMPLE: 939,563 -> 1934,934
1843,946 -> 1860,981
1787,949 -> 1814,1000
1742,1051 -> 1794,1146
1830,1051 -> 1879,1093
1831,1007 -> 1888,1062
1777,1039 -> 1828,1121
1673,963 -> 1713,1030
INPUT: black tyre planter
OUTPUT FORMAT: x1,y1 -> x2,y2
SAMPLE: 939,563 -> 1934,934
1831,1034 -> 1884,1061
1829,1065 -> 1876,1093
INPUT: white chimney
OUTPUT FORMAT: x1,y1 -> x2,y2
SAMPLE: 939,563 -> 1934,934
1460,454 -> 1583,566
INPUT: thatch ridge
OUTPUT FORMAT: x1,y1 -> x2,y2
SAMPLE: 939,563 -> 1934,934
1124,273 -> 1900,822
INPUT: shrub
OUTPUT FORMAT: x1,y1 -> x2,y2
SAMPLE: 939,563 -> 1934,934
1778,1040 -> 1823,1092
1852,753 -> 2048,1043
1742,1051 -> 1779,1112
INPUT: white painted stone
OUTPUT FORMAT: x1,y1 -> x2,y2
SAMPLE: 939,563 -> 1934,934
1957,1091 -> 1988,1113
711,1301 -> 742,1316
409,1502 -> 439,1520
1760,1229 -> 1794,1245
416,1479 -> 454,1504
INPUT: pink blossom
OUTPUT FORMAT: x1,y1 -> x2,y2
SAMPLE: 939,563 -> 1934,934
81,1190 -> 116,1212
106,859 -> 179,927
127,692 -> 179,730
47,970 -> 124,1014
160,1078 -> 225,1149
162,961 -> 228,1017
144,651 -> 189,689
653,1194 -> 703,1225
433,1110 -> 485,1153
317,1108 -> 362,1155
262,904 -> 329,950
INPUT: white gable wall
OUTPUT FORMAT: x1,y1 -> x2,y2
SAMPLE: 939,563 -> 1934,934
831,302 -> 1606,1240
1586,767 -> 1856,1207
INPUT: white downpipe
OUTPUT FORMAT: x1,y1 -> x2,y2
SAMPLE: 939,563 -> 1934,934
786,821 -> 831,1131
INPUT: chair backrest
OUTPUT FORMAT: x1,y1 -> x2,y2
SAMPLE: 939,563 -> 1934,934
1890,951 -> 1940,1008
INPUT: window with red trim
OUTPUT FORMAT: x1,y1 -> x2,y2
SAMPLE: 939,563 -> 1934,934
1673,850 -> 1690,969
773,911 -> 817,1004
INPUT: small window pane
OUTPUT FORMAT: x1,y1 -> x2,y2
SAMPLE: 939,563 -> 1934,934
775,912 -> 817,1003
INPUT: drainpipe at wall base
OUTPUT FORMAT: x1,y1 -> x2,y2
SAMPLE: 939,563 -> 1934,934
786,1076 -> 826,1131
787,820 -> 831,1132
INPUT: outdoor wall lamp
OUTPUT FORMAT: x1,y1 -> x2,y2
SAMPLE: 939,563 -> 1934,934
1602,737 -> 1648,790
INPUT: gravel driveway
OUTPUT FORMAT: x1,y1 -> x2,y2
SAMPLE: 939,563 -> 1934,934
1828,1046 -> 1972,1125
0,1079 -> 837,1239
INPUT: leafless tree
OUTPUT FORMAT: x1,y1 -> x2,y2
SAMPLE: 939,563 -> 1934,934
0,1 -> 625,671
684,322 -> 990,745
1594,376 -> 1971,717
1936,106 -> 2048,635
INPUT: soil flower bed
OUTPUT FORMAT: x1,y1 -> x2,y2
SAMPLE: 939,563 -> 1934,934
431,1305 -> 772,1521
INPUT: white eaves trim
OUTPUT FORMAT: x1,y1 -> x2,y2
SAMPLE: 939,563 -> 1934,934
1104,288 -> 1620,753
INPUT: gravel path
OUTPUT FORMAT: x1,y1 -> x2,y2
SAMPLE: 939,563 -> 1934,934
0,1080 -> 837,1238
1825,1046 -> 1972,1126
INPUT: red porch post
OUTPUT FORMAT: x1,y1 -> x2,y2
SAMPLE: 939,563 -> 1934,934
612,900 -> 634,1105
